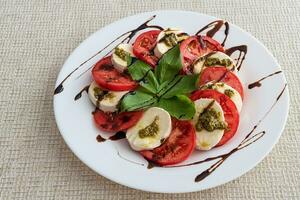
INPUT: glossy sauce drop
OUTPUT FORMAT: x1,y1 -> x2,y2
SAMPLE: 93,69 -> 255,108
225,45 -> 248,71
96,135 -> 106,142
109,131 -> 126,141
54,15 -> 162,95
196,20 -> 230,46
74,85 -> 90,101
248,71 -> 282,89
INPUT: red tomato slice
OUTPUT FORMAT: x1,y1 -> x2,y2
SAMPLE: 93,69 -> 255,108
180,36 -> 206,73
199,67 -> 244,99
93,109 -> 143,132
180,36 -> 225,74
190,89 -> 239,146
92,56 -> 137,91
140,119 -> 196,166
202,36 -> 225,52
133,30 -> 161,67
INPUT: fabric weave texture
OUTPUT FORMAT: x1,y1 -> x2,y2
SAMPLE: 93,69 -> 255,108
0,0 -> 299,199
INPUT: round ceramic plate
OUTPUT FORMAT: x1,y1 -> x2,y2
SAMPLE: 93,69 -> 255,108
53,10 -> 289,193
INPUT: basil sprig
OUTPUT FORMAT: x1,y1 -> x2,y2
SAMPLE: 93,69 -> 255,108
120,45 -> 199,120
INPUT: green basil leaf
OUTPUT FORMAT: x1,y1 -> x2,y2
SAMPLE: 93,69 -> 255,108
157,75 -> 182,97
128,60 -> 159,94
126,55 -> 133,66
161,74 -> 199,98
155,45 -> 182,84
139,72 -> 160,94
156,95 -> 195,120
120,88 -> 157,112
128,60 -> 152,80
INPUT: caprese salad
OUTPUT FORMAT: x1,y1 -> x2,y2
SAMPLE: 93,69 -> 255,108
88,28 -> 243,166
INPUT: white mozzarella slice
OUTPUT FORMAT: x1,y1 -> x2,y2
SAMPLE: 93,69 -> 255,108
126,107 -> 172,151
154,28 -> 189,58
192,98 -> 226,150
111,43 -> 135,72
192,56 -> 206,74
203,82 -> 243,112
193,51 -> 236,74
88,81 -> 128,112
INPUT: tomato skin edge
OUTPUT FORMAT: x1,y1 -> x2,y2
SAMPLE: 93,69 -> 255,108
202,36 -> 225,52
140,119 -> 196,166
93,110 -> 143,133
190,89 -> 239,147
199,66 -> 244,100
92,56 -> 138,91
132,30 -> 161,68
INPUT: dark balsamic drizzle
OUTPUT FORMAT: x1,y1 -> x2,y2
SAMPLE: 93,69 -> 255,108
109,131 -> 126,141
196,20 -> 230,46
58,16 -> 287,181
96,131 -> 126,143
198,36 -> 206,48
147,160 -> 157,169
199,69 -> 230,89
195,20 -> 247,72
222,22 -> 229,46
194,131 -> 266,182
164,84 -> 287,182
75,17 -> 163,80
96,134 -> 106,142
248,71 -> 282,89
54,15 -> 162,95
74,85 -> 90,101
53,30 -> 129,95
225,45 -> 248,71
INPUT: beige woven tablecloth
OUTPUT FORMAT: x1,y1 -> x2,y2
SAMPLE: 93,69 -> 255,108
1,0 -> 299,199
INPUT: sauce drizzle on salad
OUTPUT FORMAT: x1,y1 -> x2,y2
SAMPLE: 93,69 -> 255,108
248,70 -> 282,89
54,15 -> 162,95
54,14 -> 288,184
147,161 -> 157,169
162,84 -> 286,182
225,45 -> 248,71
196,20 -> 229,46
109,131 -> 126,141
96,131 -> 127,143
74,85 -> 90,101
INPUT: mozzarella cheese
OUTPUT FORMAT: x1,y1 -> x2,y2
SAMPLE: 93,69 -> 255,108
126,107 -> 172,151
111,43 -> 135,72
203,82 -> 243,112
154,28 -> 189,58
193,51 -> 236,74
192,98 -> 226,150
88,81 -> 128,112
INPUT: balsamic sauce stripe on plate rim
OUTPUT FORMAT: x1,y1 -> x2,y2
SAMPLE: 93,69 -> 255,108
54,14 -> 288,183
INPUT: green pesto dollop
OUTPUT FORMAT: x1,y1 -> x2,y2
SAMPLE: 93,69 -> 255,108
115,47 -> 130,62
192,56 -> 205,67
138,116 -> 159,138
159,33 -> 177,47
196,108 -> 227,132
104,92 -> 115,100
93,87 -> 104,100
224,89 -> 234,98
176,32 -> 189,42
204,57 -> 232,67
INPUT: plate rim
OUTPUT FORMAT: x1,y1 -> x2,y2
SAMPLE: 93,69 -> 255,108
53,10 -> 290,193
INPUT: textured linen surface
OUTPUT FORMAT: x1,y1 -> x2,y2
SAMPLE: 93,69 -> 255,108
0,0 -> 299,199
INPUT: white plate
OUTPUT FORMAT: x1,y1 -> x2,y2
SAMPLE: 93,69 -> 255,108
53,10 -> 289,193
